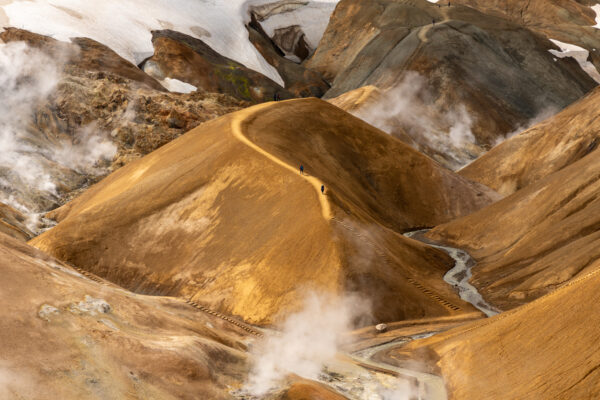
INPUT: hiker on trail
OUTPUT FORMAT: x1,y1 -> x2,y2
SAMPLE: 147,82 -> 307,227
273,92 -> 278,101
300,165 -> 304,175
432,19 -> 435,25
321,185 -> 325,194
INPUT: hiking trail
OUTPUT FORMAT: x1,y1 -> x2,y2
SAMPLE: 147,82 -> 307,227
231,102 -> 332,220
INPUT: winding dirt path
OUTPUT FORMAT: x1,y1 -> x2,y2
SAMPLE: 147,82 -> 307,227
230,102 -> 332,220
419,4 -> 451,43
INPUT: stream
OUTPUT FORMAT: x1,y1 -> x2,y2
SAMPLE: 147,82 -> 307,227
234,230 -> 499,400
404,230 -> 499,317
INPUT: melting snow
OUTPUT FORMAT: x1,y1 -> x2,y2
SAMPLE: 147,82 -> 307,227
160,78 -> 197,94
0,0 -> 340,87
257,1 -> 339,50
549,39 -> 600,84
592,4 -> 600,28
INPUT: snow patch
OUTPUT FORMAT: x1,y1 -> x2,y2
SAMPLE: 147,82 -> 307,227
160,78 -> 197,94
592,4 -> 600,28
549,39 -> 600,84
1,0 -> 285,85
257,1 -> 339,50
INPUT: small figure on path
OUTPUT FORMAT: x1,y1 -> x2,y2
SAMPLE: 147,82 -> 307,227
300,165 -> 304,175
321,185 -> 325,194
432,19 -> 435,25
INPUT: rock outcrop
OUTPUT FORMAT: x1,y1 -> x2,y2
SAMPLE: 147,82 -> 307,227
141,30 -> 292,103
247,15 -> 331,98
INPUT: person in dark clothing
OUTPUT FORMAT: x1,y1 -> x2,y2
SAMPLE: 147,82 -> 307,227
321,185 -> 325,194
273,92 -> 278,101
432,19 -> 435,25
300,165 -> 304,175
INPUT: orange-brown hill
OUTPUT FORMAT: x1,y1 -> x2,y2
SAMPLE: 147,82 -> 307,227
0,231 -> 253,399
460,86 -> 600,196
393,263 -> 600,399
426,146 -> 600,310
31,99 -> 497,325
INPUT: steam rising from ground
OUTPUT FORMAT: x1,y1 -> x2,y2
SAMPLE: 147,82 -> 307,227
492,106 -> 559,146
245,291 -> 370,396
353,72 -> 479,170
0,41 -> 116,231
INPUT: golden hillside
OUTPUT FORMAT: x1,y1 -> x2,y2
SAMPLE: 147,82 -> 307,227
31,99 -> 496,325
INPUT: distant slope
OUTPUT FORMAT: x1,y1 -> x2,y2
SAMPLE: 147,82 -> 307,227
396,263 -> 600,399
460,86 -> 600,195
0,231 -> 249,399
426,148 -> 600,310
453,0 -> 600,71
306,0 -> 596,163
30,99 -> 497,324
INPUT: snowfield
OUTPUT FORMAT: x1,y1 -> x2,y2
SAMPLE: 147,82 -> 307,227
0,0 -> 340,87
549,38 -> 600,84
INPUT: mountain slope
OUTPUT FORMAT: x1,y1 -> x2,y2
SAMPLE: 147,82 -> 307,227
306,0 -> 596,166
426,147 -> 600,310
0,231 -> 251,399
396,263 -> 600,399
460,86 -> 600,195
30,99 -> 497,324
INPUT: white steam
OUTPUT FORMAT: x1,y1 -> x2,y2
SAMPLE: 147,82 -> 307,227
352,72 -> 479,170
379,382 -> 417,400
0,41 -> 116,231
245,291 -> 370,396
491,106 -> 559,147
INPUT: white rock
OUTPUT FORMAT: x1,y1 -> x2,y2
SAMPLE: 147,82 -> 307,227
38,304 -> 60,321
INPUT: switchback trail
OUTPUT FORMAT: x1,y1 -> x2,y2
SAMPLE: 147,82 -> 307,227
231,102 -> 332,220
